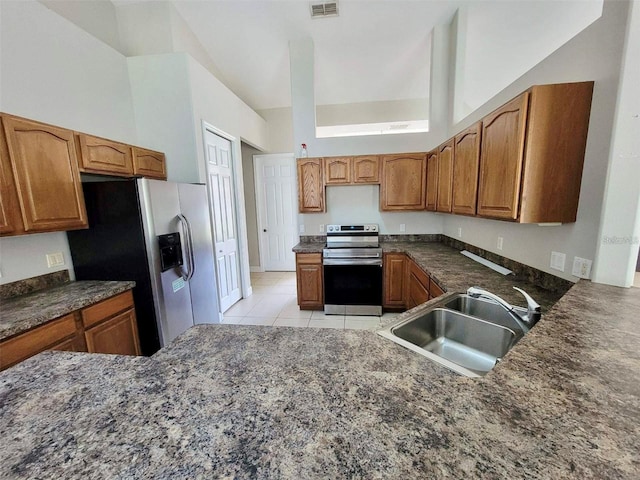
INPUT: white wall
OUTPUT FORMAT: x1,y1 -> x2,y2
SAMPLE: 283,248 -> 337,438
456,0 -> 603,121
128,54 -> 199,183
38,0 -> 122,52
592,0 -> 640,287
0,0 -> 136,285
257,107 -> 294,154
315,99 -> 429,127
443,0 -> 629,282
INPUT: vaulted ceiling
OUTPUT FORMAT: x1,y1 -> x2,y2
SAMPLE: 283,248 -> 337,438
172,0 -> 460,111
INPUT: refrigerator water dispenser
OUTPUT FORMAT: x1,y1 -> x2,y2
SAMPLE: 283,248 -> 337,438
158,233 -> 183,272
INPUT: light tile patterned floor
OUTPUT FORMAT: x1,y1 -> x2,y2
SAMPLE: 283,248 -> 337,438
222,271 -> 398,330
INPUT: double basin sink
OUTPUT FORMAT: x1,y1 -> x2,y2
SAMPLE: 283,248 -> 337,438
378,293 -> 534,377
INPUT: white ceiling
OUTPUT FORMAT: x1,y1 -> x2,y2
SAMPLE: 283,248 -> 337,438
173,0 -> 460,112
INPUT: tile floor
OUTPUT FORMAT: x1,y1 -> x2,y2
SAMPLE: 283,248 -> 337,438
222,271 -> 398,330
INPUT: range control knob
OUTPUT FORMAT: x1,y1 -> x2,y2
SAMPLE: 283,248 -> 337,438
328,226 -> 334,232
365,225 -> 370,231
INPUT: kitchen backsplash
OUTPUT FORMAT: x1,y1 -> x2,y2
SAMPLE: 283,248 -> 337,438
0,270 -> 70,300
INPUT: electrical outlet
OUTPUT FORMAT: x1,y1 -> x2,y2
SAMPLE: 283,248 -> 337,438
550,251 -> 566,271
319,224 -> 324,233
299,224 -> 305,234
399,224 -> 406,232
457,227 -> 462,238
46,252 -> 65,268
572,257 -> 592,279
497,236 -> 504,251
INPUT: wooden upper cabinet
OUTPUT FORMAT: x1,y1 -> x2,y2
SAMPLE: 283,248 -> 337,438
0,117 -> 24,235
324,156 -> 351,184
297,157 -> 325,213
478,82 -> 593,223
452,122 -> 481,216
519,82 -> 594,223
425,150 -> 438,211
436,140 -> 454,213
352,155 -> 380,184
76,133 -> 134,176
380,153 -> 426,211
133,147 -> 167,180
477,93 -> 529,220
1,115 -> 87,234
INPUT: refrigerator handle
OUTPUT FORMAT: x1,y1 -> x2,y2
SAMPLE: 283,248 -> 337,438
177,214 -> 196,282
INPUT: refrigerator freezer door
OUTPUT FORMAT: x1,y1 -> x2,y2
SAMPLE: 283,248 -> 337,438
178,183 -> 221,324
140,179 -> 196,346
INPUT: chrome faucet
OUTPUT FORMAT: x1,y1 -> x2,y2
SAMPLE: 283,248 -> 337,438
466,286 -> 542,334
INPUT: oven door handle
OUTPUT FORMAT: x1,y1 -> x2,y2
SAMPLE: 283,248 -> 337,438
323,258 -> 383,266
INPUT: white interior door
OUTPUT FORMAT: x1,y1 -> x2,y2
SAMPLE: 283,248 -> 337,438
254,154 -> 298,271
205,130 -> 241,312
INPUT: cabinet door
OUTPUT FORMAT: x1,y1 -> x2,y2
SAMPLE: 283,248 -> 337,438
425,150 -> 438,211
352,155 -> 380,184
407,259 -> 430,308
85,308 -> 141,356
297,158 -> 325,213
324,157 -> 351,184
436,140 -> 454,213
429,278 -> 445,298
76,133 -> 133,176
0,117 -> 24,235
380,154 -> 426,211
477,93 -> 529,220
2,115 -> 88,233
132,146 -> 167,180
383,253 -> 406,308
296,253 -> 323,309
452,123 -> 481,215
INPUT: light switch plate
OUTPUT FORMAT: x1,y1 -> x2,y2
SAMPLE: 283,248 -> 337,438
497,236 -> 504,251
319,224 -> 324,233
400,224 -> 406,232
457,227 -> 462,238
299,224 -> 305,234
46,252 -> 65,268
550,251 -> 566,271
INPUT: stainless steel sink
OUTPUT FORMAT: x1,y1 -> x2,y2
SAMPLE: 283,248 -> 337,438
442,294 -> 529,335
378,308 -> 518,377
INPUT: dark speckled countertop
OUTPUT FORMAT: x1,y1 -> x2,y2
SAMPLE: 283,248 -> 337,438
0,281 -> 136,341
1,243 -> 639,478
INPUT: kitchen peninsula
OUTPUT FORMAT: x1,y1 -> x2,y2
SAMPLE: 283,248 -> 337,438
1,243 -> 639,478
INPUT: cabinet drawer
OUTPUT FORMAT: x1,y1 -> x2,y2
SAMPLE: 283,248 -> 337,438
81,290 -> 134,329
296,253 -> 322,265
0,313 -> 77,370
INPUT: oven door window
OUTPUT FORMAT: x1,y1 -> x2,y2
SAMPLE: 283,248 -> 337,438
324,264 -> 383,306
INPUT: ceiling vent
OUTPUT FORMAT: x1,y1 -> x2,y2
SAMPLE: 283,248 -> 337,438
310,2 -> 339,18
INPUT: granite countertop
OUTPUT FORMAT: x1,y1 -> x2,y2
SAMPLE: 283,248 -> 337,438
1,280 -> 639,478
1,241 -> 638,478
0,280 -> 136,341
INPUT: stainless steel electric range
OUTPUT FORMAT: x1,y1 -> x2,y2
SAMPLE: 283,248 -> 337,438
323,224 -> 383,316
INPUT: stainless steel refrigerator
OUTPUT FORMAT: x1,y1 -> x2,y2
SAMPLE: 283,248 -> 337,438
67,178 -> 220,355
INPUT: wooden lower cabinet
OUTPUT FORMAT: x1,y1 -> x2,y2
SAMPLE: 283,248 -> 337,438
383,253 -> 406,309
406,259 -> 430,309
81,290 -> 141,356
0,289 -> 141,371
296,253 -> 323,309
383,254 -> 446,311
85,309 -> 140,356
0,313 -> 83,371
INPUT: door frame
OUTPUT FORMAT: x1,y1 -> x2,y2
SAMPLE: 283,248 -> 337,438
253,153 -> 298,272
200,121 -> 252,306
